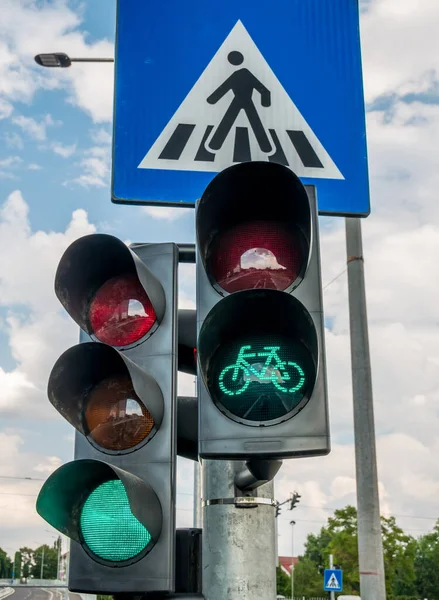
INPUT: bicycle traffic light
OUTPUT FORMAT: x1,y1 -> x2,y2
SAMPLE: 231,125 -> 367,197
36,234 -> 178,594
196,161 -> 330,459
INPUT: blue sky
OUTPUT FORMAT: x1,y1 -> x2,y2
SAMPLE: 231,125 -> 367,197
1,0 -> 439,562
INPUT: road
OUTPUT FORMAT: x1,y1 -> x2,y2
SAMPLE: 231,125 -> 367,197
6,589 -> 83,600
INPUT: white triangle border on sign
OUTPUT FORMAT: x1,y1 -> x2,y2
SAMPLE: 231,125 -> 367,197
138,20 -> 343,180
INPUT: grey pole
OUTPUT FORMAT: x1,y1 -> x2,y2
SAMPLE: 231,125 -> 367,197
345,217 -> 386,600
329,554 -> 335,600
202,459 -> 277,600
193,460 -> 202,528
40,546 -> 45,580
290,520 -> 295,600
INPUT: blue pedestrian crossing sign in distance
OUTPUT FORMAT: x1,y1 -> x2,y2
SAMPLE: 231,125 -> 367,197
113,0 -> 370,216
324,569 -> 343,592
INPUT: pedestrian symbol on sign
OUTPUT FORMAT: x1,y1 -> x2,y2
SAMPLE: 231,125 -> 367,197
206,51 -> 273,155
327,574 -> 340,589
138,20 -> 344,180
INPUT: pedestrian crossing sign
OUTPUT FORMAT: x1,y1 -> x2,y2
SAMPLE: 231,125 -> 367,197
324,569 -> 343,592
113,0 -> 370,216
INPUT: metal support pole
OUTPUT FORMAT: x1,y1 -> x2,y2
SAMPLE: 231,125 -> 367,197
329,555 -> 335,600
345,218 -> 386,600
202,459 -> 277,600
290,520 -> 295,600
193,460 -> 202,528
57,537 -> 61,581
40,546 -> 45,580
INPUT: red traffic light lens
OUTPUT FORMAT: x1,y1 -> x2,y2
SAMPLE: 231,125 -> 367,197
89,274 -> 156,346
85,376 -> 155,451
208,220 -> 305,293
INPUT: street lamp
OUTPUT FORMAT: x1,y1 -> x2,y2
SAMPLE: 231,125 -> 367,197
34,53 -> 114,68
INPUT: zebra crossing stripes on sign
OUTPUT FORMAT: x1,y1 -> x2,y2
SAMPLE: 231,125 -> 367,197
138,21 -> 343,180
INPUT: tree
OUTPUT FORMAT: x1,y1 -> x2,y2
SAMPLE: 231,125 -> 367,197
298,505 -> 423,599
381,515 -> 416,598
12,551 -> 21,579
276,565 -> 291,597
19,547 -> 34,578
303,527 -> 331,573
0,548 -> 12,578
31,544 -> 58,579
415,521 -> 439,600
293,556 -> 322,597
326,506 -> 359,594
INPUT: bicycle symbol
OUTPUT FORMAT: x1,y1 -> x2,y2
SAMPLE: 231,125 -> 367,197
218,345 -> 305,397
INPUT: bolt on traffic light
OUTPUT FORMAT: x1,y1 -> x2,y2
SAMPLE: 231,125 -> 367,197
196,161 -> 330,459
36,234 -> 178,594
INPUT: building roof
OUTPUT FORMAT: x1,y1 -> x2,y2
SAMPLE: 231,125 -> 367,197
279,556 -> 299,576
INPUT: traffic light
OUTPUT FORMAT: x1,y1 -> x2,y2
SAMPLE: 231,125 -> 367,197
36,234 -> 178,594
196,161 -> 330,459
289,491 -> 302,510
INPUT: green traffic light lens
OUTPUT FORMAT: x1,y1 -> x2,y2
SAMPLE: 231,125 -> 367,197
80,479 -> 152,562
209,334 -> 315,424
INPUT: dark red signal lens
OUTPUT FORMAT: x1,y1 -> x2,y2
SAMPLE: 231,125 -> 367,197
208,220 -> 305,293
89,274 -> 156,346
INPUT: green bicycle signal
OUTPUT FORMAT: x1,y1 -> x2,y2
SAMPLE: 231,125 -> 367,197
218,345 -> 306,397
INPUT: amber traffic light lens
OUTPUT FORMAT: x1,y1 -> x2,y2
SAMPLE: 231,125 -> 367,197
85,376 -> 155,451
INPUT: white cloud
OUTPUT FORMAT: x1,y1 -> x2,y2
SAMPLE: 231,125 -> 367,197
0,155 -> 22,180
3,131 -> 23,149
50,141 -> 76,158
361,0 -> 439,103
27,163 -> 42,170
0,0 -> 114,122
70,144 -> 110,188
0,156 -> 22,168
0,431 -> 68,552
12,114 -> 59,141
67,128 -> 112,188
143,207 -> 193,221
0,189 -> 95,419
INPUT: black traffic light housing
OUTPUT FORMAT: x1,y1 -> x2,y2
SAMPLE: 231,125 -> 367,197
37,235 -> 178,594
196,162 -> 330,459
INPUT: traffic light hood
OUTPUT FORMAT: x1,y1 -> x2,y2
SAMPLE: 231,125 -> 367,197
36,458 -> 162,551
48,342 -> 164,444
55,233 -> 166,340
196,161 -> 311,293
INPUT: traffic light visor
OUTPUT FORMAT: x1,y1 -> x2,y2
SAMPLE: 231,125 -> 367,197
48,343 -> 164,453
197,162 -> 311,295
55,234 -> 165,347
36,460 -> 162,565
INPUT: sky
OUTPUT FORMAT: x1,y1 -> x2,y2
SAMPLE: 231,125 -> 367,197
0,0 -> 439,566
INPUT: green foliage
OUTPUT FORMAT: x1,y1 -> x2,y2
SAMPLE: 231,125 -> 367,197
297,505 -> 439,600
382,515 -> 417,598
31,544 -> 58,579
276,565 -> 291,597
19,547 -> 34,578
293,556 -> 322,597
0,548 -> 12,578
414,520 -> 439,600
